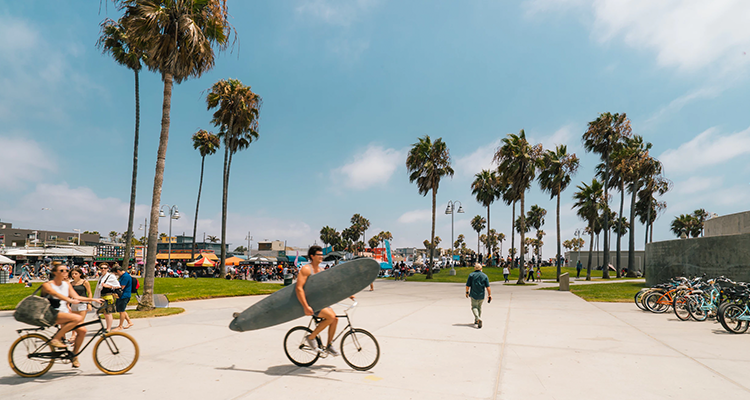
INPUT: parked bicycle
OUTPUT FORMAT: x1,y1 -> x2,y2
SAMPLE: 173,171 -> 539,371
9,301 -> 139,377
283,301 -> 380,371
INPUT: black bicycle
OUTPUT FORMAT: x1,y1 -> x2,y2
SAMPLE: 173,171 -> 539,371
8,301 -> 139,377
283,301 -> 380,371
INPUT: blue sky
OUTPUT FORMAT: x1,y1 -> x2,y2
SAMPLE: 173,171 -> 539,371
1,0 -> 750,256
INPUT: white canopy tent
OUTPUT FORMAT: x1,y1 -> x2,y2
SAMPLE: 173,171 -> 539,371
0,255 -> 15,264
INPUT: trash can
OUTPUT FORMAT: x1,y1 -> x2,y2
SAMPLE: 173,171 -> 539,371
283,274 -> 293,286
0,270 -> 8,284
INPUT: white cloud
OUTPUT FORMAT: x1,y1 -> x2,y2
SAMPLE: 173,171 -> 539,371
526,0 -> 750,73
674,176 -> 721,195
659,126 -> 750,174
533,124 -> 577,152
645,86 -> 724,125
0,136 -> 57,190
397,209 -> 432,224
331,144 -> 404,190
295,0 -> 379,27
454,139 -> 501,178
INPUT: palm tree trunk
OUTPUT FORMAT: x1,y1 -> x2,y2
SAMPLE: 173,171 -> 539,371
556,191 -> 561,282
626,185 -> 638,277
616,183 -> 624,278
586,225 -> 594,281
191,154 -> 206,261
602,156 -> 610,279
428,188 -> 436,279
516,194 -> 526,284
477,230 -> 480,256
510,200 -> 516,263
221,149 -> 234,278
486,205 -> 491,265
123,69 -> 140,272
139,72 -> 172,311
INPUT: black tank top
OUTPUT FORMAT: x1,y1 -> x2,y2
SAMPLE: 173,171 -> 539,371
72,283 -> 86,297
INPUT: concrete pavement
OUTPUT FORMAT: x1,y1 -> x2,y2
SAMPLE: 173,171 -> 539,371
1,279 -> 749,399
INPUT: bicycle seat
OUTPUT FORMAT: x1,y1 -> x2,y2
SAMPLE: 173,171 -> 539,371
691,290 -> 703,294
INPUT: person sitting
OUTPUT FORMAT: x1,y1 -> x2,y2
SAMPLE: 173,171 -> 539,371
42,264 -> 102,368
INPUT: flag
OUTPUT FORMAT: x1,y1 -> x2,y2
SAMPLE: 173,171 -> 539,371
385,239 -> 393,268
294,251 -> 299,268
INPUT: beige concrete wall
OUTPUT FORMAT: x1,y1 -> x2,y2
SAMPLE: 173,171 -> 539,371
704,210 -> 750,237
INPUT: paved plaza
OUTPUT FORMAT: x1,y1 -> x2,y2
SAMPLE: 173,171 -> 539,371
1,280 -> 749,399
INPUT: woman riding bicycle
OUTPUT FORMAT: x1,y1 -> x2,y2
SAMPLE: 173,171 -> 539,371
41,263 -> 102,368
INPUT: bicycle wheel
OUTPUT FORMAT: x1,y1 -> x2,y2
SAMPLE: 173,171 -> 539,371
687,298 -> 708,321
8,333 -> 55,378
719,304 -> 750,334
283,326 -> 321,367
93,332 -> 139,375
634,289 -> 649,311
673,295 -> 691,321
644,292 -> 668,313
340,328 -> 380,371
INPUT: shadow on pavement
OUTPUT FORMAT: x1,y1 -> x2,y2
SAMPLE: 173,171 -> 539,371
0,370 -> 80,385
216,364 -> 358,380
452,323 -> 477,328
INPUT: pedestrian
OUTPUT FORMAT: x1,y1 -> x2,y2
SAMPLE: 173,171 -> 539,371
576,260 -> 582,279
502,265 -> 509,283
526,262 -> 535,282
112,265 -> 134,330
465,263 -> 491,329
93,263 -> 121,332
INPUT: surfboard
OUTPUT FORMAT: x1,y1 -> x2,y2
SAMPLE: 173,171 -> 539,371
229,258 -> 379,332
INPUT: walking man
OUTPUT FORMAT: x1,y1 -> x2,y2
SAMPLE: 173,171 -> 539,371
465,263 -> 491,329
576,259 -> 583,279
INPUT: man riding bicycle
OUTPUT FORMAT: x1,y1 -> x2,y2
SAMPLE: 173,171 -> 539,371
295,245 -> 354,356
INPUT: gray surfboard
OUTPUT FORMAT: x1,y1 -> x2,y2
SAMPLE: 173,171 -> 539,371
229,258 -> 379,332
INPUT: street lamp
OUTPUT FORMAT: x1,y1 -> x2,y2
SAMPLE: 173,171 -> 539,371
73,229 -> 81,245
159,205 -> 180,268
445,200 -> 464,276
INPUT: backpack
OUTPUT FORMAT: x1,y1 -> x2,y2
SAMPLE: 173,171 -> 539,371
132,275 -> 140,294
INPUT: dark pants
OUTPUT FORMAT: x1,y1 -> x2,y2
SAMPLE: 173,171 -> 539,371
576,268 -> 582,278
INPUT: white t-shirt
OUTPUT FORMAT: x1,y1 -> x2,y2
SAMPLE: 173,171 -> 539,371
49,281 -> 70,313
503,267 -> 510,274
94,273 -> 121,298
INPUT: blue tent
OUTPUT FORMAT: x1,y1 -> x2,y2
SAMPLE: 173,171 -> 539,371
380,262 -> 392,269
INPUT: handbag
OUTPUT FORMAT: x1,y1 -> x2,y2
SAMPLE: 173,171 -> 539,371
14,285 -> 58,327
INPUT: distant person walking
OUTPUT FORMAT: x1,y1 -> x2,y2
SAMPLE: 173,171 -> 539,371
465,263 -> 491,329
502,265 -> 510,283
112,265 -> 133,330
576,260 -> 582,279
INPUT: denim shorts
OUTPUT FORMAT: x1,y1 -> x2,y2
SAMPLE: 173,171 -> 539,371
115,297 -> 130,313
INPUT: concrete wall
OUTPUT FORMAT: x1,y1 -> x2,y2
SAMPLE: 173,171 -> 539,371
704,211 -> 750,237
565,250 -> 644,273
645,233 -> 750,285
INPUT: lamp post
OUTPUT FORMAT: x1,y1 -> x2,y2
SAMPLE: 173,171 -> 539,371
445,200 -> 464,276
245,233 -> 252,257
73,229 -> 81,245
159,205 -> 180,268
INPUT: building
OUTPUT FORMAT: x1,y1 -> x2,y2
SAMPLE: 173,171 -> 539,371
704,211 -> 750,237
155,235 -> 229,264
0,220 -> 100,247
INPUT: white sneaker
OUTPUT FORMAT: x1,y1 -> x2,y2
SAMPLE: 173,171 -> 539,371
326,344 -> 340,357
305,337 -> 319,351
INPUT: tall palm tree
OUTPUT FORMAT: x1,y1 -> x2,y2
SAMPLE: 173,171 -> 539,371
470,215 -> 486,256
207,78 -> 262,277
471,169 -> 501,263
499,176 -> 522,261
616,135 -> 652,277
494,130 -> 542,284
406,135 -> 454,279
601,141 -> 628,277
123,0 -> 232,310
582,112 -> 632,279
573,179 -> 604,281
693,209 -> 710,236
538,144 -> 579,281
98,17 -> 146,272
350,214 -> 371,244
190,129 -> 220,260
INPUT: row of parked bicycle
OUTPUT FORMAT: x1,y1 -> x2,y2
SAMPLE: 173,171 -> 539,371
634,275 -> 750,334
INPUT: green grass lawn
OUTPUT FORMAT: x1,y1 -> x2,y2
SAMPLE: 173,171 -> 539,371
386,265 -> 613,283
0,278 -> 283,311
540,281 -> 648,302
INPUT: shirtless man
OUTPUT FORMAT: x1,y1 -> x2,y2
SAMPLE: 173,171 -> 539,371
296,245 -> 352,356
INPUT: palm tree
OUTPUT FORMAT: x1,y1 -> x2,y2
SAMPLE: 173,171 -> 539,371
616,135 -> 652,277
98,17 -> 146,272
190,129 -> 220,260
207,78 -> 262,278
470,215 -> 486,256
670,214 -> 697,238
582,112 -> 632,279
471,169 -> 501,263
320,226 -> 338,248
350,214 -> 371,244
573,179 -> 604,281
368,236 -> 380,250
494,130 -> 542,284
693,209 -> 710,236
406,135 -> 454,279
499,176 -> 522,261
538,144 -> 579,281
206,235 -> 219,243
123,0 -> 232,310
